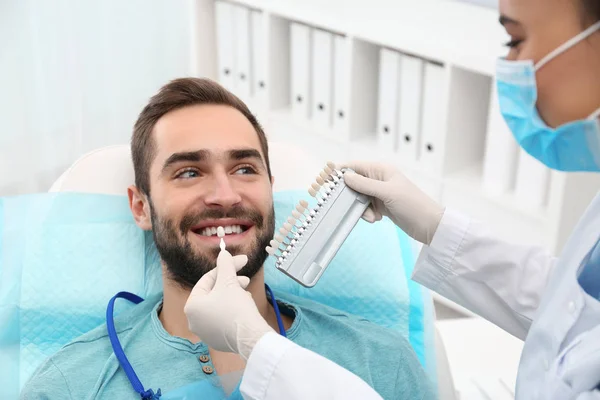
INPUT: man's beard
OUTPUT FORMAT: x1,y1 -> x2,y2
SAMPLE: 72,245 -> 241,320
149,201 -> 275,290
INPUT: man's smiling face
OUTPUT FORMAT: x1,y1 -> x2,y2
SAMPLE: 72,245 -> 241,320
140,104 -> 275,289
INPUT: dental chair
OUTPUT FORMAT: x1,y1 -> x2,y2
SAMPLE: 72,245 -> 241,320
44,142 -> 456,399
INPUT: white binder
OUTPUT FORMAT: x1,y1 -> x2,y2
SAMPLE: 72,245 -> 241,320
482,82 -> 519,195
376,48 -> 400,151
420,62 -> 446,175
290,23 -> 312,120
215,1 -> 235,91
233,5 -> 252,103
311,28 -> 334,129
397,54 -> 424,165
332,34 -> 351,135
514,149 -> 550,207
251,10 -> 268,109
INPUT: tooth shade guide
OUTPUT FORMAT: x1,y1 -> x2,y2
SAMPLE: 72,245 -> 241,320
217,226 -> 225,238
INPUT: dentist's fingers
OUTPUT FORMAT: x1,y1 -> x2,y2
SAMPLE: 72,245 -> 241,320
237,276 -> 250,289
362,207 -> 382,223
189,267 -> 218,297
189,253 -> 249,296
215,250 -> 248,288
233,254 -> 248,270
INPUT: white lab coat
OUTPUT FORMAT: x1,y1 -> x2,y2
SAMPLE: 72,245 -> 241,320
412,192 -> 600,399
239,332 -> 382,400
240,192 -> 600,400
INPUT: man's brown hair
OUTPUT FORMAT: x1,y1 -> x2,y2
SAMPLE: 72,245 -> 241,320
131,77 -> 271,195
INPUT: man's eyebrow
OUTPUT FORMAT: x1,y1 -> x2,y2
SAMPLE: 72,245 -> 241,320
499,14 -> 520,26
229,148 -> 264,164
161,150 -> 210,173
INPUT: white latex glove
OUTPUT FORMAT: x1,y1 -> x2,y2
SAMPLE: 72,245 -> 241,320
339,161 -> 445,245
183,249 -> 275,360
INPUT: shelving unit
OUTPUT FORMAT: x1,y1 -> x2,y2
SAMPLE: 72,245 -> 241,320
193,0 -> 600,259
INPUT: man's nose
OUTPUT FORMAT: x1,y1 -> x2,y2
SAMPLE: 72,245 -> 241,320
203,174 -> 242,208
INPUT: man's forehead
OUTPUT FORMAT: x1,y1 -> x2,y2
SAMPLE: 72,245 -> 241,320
152,104 -> 266,163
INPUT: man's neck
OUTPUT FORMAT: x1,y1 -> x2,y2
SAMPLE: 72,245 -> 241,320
159,267 -> 287,343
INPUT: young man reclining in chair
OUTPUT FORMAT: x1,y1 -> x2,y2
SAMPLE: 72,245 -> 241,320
21,78 -> 435,400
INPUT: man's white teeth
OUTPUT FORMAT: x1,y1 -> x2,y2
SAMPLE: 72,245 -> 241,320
199,225 -> 243,236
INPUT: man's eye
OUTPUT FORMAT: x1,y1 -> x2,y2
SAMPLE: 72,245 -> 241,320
176,169 -> 199,179
235,166 -> 256,175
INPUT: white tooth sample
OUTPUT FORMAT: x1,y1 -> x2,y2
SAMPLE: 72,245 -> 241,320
224,226 -> 232,234
327,161 -> 336,170
287,216 -> 296,225
283,222 -> 293,231
316,176 -> 325,185
308,187 -> 317,197
292,210 -> 302,219
311,182 -> 320,190
300,200 -> 309,208
279,227 -> 288,235
296,203 -> 305,213
266,246 -> 275,255
275,233 -> 285,242
217,226 -> 225,238
270,239 -> 280,248
319,170 -> 329,180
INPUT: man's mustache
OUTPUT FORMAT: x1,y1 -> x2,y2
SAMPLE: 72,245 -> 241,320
179,206 -> 264,234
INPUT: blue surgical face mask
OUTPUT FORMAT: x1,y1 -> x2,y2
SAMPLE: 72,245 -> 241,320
496,20 -> 600,172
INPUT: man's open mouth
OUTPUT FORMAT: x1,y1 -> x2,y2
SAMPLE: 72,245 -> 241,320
190,220 -> 253,237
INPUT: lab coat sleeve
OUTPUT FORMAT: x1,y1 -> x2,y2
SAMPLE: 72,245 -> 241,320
575,391 -> 600,400
412,208 -> 558,340
239,332 -> 383,400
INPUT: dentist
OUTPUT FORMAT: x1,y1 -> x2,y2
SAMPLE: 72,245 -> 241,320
185,0 -> 600,398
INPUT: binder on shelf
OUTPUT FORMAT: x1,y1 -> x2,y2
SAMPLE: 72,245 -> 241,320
215,1 -> 235,91
332,34 -> 351,136
514,149 -> 550,208
233,5 -> 252,103
290,23 -> 312,121
397,54 -> 424,165
419,62 -> 446,175
376,48 -> 400,151
250,10 -> 268,110
311,28 -> 334,129
482,82 -> 518,195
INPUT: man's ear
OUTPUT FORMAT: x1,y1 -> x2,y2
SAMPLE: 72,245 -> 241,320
270,175 -> 275,188
128,185 -> 152,230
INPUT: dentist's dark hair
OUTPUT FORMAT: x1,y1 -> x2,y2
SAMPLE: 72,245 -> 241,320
581,0 -> 600,24
131,77 -> 271,196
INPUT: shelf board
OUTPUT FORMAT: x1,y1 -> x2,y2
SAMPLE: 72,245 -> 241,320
228,0 -> 509,76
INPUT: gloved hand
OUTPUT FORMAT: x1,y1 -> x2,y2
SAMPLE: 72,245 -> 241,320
339,161 -> 445,245
183,249 -> 275,360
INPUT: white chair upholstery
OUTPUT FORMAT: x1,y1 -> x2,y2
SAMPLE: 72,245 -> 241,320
50,142 -> 456,399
